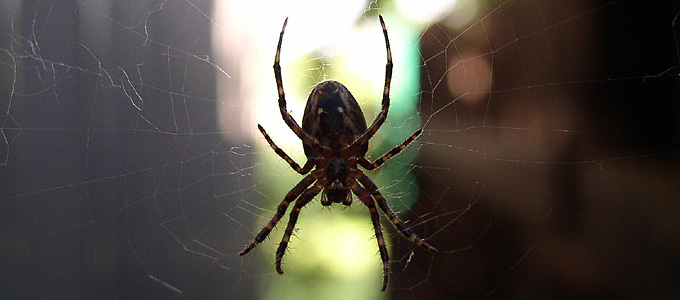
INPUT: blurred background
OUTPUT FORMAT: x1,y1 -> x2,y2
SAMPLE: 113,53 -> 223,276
1,0 -> 679,299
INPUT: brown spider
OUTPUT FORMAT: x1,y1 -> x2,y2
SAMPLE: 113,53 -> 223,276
239,15 -> 437,291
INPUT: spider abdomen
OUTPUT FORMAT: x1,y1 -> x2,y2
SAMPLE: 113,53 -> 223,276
302,80 -> 368,157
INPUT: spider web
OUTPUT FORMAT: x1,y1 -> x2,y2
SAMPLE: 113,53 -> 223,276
1,0 -> 679,299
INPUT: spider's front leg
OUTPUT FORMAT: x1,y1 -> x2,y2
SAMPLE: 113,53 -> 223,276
275,178 -> 327,274
342,15 -> 393,154
272,18 -> 328,151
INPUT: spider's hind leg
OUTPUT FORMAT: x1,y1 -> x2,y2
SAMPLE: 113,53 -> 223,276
349,180 -> 390,291
275,178 -> 327,274
357,172 -> 437,252
239,173 -> 317,256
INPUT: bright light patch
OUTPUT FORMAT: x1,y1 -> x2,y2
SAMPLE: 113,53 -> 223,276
447,52 -> 492,104
214,0 -> 367,142
396,0 -> 458,23
287,213 -> 379,277
336,24 -> 387,105
280,212 -> 384,299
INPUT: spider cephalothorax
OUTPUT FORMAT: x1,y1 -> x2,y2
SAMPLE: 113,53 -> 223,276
239,16 -> 437,291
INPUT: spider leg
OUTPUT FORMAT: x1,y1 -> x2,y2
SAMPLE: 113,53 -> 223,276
378,14 -> 393,120
349,180 -> 390,291
357,171 -> 437,253
273,18 -> 330,153
359,129 -> 422,170
258,124 -> 315,174
342,15 -> 393,155
239,171 -> 319,256
275,178 -> 327,274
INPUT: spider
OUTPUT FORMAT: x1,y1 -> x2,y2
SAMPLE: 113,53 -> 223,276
239,15 -> 437,291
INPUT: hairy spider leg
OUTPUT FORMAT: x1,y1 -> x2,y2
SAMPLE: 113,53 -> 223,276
273,17 -> 330,154
239,171 -> 320,256
356,172 -> 437,253
342,15 -> 393,155
275,178 -> 328,274
257,124 -> 316,175
349,181 -> 390,291
359,128 -> 423,171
